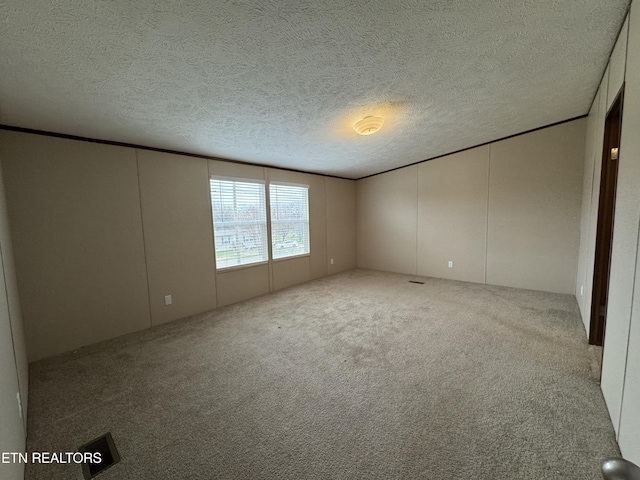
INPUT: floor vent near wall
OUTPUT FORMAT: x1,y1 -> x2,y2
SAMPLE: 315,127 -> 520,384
78,432 -> 120,479
409,280 -> 425,284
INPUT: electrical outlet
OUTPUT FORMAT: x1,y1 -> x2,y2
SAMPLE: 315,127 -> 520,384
164,295 -> 172,306
580,285 -> 584,296
448,261 -> 453,268
330,258 -> 334,265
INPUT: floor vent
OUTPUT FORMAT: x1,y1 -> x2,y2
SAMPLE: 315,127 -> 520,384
78,432 -> 120,479
409,280 -> 425,284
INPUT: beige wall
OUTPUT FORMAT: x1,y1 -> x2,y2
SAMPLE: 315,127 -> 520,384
357,119 -> 585,295
0,253 -> 25,479
616,5 -> 640,463
417,146 -> 489,283
326,178 -> 357,275
608,17 -> 628,109
575,3 -> 640,463
216,264 -> 270,307
272,257 -> 311,292
0,160 -> 28,424
620,237 -> 640,465
0,132 -> 357,361
357,166 -> 418,275
1,133 -> 152,361
487,120 -> 585,293
0,160 -> 27,480
137,150 -> 217,326
575,77 -> 608,329
604,2 -> 640,462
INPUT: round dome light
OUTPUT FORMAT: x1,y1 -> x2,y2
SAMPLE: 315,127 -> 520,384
354,116 -> 384,135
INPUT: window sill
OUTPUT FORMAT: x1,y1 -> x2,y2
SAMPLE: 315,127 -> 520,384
272,253 -> 311,263
216,260 -> 269,273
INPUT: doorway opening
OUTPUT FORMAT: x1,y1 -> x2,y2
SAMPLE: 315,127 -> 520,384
589,87 -> 624,346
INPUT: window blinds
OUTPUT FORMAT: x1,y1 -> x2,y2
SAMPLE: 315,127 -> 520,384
269,183 -> 310,259
210,178 -> 268,269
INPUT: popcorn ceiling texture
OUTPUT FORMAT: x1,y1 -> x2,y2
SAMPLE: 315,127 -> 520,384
0,0 -> 630,178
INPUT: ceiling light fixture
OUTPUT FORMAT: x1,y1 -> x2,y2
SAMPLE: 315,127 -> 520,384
354,116 -> 384,135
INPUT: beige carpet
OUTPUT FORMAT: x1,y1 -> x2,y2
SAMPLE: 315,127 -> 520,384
25,269 -> 618,479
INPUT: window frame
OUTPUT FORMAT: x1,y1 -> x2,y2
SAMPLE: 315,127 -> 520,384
209,176 -> 269,271
269,181 -> 311,261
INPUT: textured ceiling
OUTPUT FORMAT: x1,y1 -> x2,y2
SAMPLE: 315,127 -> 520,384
0,0 -> 631,179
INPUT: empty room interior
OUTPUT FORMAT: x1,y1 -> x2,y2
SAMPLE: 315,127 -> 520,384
2,1 -> 640,479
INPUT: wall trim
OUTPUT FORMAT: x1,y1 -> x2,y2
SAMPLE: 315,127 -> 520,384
0,124 -> 352,181
587,5 -> 633,114
356,115 -> 588,180
1,116 -> 588,183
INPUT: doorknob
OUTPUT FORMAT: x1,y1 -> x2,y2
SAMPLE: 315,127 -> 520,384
602,458 -> 640,480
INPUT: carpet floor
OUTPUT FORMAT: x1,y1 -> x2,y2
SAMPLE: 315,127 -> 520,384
25,269 -> 618,479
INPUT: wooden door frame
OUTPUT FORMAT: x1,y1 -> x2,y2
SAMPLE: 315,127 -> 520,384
589,87 -> 624,346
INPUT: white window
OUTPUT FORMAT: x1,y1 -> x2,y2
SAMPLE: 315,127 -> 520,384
269,183 -> 310,259
210,177 -> 268,269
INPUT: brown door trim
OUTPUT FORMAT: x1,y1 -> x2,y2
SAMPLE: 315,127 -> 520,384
589,87 -> 624,346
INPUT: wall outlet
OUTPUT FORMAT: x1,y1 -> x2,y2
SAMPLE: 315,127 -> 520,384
164,295 -> 172,306
448,261 -> 454,268
580,285 -> 584,296
330,258 -> 334,265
